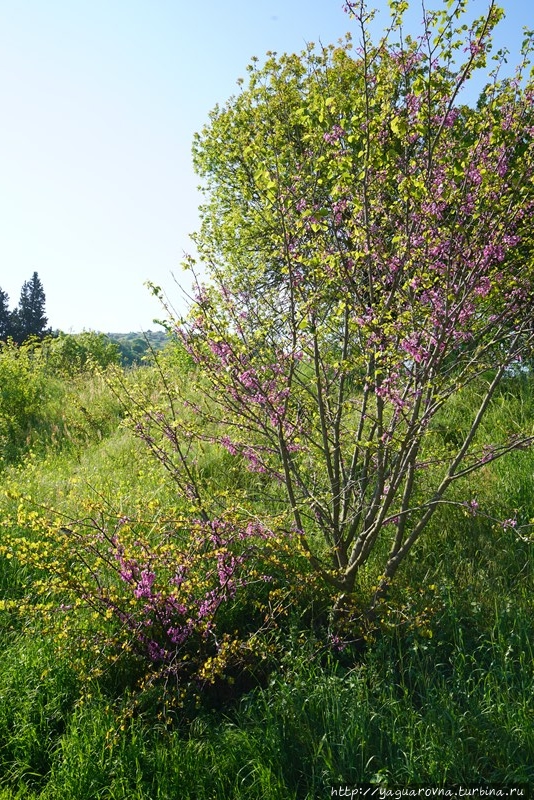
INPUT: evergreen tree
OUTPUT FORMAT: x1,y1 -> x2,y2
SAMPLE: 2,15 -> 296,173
0,288 -> 11,340
11,272 -> 49,344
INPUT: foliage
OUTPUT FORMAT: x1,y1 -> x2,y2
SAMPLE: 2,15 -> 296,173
0,601 -> 532,796
106,330 -> 168,367
0,337 -> 124,466
146,0 -> 534,608
0,340 -> 52,464
2,503 -> 307,713
43,331 -> 120,376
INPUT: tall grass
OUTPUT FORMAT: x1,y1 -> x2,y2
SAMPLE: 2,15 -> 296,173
0,610 -> 531,798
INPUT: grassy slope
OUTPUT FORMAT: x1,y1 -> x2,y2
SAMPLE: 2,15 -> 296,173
0,365 -> 532,798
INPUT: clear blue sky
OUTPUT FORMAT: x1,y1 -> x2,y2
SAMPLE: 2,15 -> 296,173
0,1 -> 528,333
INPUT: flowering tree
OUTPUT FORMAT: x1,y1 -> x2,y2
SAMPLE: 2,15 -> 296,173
148,0 -> 534,610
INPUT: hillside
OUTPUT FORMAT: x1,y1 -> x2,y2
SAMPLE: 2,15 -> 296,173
105,329 -> 168,366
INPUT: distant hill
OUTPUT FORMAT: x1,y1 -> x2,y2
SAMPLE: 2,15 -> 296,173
106,329 -> 168,366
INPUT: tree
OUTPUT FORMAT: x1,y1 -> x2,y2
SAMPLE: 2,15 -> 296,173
7,0 -> 534,707
11,272 -> 49,344
44,331 -> 121,376
0,288 -> 11,341
141,0 -> 534,613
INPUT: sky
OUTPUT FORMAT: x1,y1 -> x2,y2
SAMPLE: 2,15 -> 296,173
0,1 -> 529,334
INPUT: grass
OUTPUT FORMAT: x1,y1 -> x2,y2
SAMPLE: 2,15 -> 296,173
0,611 -> 531,798
0,362 -> 533,797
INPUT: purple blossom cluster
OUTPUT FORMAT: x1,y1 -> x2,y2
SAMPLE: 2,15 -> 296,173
101,517 -> 278,670
323,124 -> 346,145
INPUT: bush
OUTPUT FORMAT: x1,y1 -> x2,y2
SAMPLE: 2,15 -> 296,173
0,340 -> 53,464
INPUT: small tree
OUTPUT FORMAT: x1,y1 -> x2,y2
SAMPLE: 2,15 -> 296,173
143,0 -> 534,611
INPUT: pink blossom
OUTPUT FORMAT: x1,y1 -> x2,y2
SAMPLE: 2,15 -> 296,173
502,518 -> 517,529
464,499 -> 479,516
134,569 -> 156,599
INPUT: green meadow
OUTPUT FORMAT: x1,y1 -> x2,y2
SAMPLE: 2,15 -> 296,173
0,337 -> 532,799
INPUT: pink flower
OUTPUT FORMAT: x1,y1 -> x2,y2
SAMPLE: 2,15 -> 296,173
134,569 -> 156,599
465,499 -> 479,516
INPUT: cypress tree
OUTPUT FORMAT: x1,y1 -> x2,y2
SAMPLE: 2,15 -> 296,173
11,272 -> 49,344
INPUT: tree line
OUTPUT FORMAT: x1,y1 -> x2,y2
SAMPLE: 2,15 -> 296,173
0,273 -> 167,365
0,272 -> 50,344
